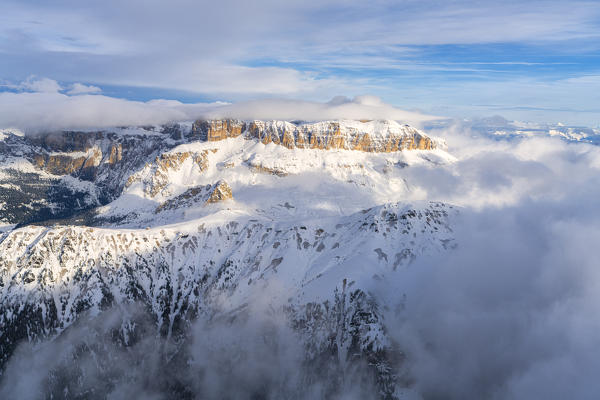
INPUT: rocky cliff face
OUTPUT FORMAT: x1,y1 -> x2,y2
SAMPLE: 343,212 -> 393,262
191,119 -> 245,141
192,119 -> 438,152
248,120 -> 435,151
29,131 -> 174,187
0,130 -> 180,224
125,150 -> 211,198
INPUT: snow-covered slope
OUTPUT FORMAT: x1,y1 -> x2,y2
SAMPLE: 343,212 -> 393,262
98,133 -> 453,227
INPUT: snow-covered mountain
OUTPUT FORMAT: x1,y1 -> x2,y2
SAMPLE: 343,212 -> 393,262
0,119 -> 455,398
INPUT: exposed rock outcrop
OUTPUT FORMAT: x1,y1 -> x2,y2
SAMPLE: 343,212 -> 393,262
33,147 -> 103,176
206,180 -> 233,204
26,130 -> 176,193
155,180 -> 232,212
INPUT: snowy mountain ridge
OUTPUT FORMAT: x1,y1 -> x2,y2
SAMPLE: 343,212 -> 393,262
0,118 -> 454,398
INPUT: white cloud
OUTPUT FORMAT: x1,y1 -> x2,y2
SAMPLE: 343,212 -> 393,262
66,83 -> 101,95
395,121 -> 600,208
0,92 -> 212,133
358,124 -> 600,398
18,77 -> 62,93
384,198 -> 600,399
0,91 -> 437,132
206,96 -> 438,125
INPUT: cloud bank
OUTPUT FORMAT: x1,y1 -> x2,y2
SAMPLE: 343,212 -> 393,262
384,201 -> 600,399
0,86 -> 437,132
204,95 -> 436,124
368,123 -> 600,398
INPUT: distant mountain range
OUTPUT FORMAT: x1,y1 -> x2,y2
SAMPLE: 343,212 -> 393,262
426,115 -> 600,144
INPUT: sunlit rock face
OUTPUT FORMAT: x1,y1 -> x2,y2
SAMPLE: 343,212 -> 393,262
194,119 -> 439,152
26,120 -> 437,181
205,180 -> 233,204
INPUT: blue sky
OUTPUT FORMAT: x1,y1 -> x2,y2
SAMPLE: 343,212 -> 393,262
1,0 -> 600,125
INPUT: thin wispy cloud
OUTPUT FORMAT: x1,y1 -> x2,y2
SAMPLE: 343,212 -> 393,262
66,82 -> 102,95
